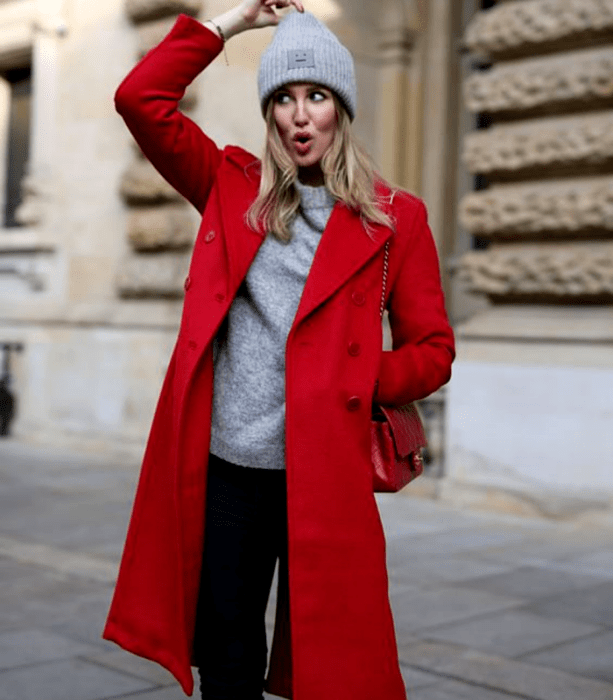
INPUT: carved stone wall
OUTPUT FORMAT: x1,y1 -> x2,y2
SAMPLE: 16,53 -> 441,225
115,0 -> 203,299
117,251 -> 191,298
464,0 -> 613,59
120,159 -> 184,205
457,0 -> 613,303
127,0 -> 202,23
136,15 -> 180,55
459,176 -> 613,236
464,46 -> 613,115
14,172 -> 53,227
458,241 -> 613,299
463,113 -> 613,175
127,206 -> 195,250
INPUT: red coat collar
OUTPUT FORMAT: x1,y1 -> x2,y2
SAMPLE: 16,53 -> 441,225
216,146 -> 394,329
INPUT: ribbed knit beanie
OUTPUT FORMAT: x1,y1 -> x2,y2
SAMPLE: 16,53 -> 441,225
258,11 -> 357,120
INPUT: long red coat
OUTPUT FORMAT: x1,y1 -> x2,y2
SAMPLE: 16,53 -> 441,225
103,13 -> 455,700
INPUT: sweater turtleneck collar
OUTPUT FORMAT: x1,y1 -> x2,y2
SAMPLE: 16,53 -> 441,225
295,179 -> 336,212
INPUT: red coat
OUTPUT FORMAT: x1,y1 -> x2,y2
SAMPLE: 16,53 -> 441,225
103,14 -> 455,700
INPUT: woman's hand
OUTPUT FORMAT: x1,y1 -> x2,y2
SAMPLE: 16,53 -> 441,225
209,0 -> 305,41
241,0 -> 305,29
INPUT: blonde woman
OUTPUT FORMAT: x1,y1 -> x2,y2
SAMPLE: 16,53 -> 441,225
104,2 -> 455,699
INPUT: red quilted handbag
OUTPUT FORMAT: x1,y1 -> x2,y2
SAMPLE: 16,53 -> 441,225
372,241 -> 428,492
371,403 -> 426,492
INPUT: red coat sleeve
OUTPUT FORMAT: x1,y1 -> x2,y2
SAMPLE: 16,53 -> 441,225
114,13 -> 223,214
375,198 -> 455,406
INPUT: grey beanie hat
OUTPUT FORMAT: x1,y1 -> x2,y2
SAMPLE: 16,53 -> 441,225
258,11 -> 357,120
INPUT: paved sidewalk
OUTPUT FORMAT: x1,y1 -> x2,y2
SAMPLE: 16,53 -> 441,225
1,440 -> 613,700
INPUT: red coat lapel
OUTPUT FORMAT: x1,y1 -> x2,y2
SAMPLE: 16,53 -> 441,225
217,147 -> 394,331
217,146 -> 265,291
293,203 -> 392,329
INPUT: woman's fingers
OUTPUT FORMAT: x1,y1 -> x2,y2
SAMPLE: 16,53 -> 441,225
244,0 -> 304,29
263,0 -> 304,10
239,0 -> 304,30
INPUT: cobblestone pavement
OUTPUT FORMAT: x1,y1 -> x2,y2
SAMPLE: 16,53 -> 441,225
1,440 -> 613,700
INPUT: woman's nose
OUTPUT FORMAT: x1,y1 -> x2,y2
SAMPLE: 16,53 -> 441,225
293,99 -> 309,125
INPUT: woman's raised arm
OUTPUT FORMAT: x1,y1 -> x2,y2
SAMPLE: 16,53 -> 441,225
114,15 -> 224,214
114,1 -> 303,214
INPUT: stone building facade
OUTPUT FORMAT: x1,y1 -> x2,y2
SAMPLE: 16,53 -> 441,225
0,0 -> 611,515
446,0 -> 613,517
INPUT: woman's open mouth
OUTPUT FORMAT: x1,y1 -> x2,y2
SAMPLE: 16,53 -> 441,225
293,133 -> 313,155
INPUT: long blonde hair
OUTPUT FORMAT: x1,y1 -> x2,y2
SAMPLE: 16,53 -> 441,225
246,93 -> 395,242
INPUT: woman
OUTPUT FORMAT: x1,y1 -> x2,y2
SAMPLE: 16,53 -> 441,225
104,2 -> 455,699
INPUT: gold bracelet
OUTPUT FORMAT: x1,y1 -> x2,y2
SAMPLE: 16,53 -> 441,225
207,20 -> 229,66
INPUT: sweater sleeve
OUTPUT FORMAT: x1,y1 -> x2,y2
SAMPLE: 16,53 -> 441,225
374,199 -> 455,406
114,14 -> 224,214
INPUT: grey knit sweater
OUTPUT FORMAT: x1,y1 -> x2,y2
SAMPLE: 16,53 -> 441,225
210,181 -> 336,469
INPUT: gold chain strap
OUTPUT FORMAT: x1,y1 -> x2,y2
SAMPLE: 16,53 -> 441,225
380,240 -> 390,319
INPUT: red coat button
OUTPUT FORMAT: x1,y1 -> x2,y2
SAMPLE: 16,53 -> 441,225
352,291 -> 366,306
348,342 -> 361,357
204,230 -> 216,243
346,396 -> 361,412
215,292 -> 226,302
184,276 -> 191,291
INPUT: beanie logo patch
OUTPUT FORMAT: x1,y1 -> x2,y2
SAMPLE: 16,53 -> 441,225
288,49 -> 315,70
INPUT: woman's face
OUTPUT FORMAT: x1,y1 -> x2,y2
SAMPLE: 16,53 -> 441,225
272,82 -> 338,184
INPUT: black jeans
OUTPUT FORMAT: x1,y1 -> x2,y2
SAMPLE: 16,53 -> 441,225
194,453 -> 288,700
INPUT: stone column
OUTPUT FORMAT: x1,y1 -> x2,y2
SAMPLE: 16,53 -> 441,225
420,0 -> 464,258
377,22 -> 419,191
445,0 -> 613,515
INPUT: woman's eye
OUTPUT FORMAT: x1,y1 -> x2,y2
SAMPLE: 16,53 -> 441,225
274,93 -> 291,104
310,91 -> 327,102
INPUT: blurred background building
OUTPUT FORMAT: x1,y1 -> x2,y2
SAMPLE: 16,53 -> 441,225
0,0 -> 612,516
